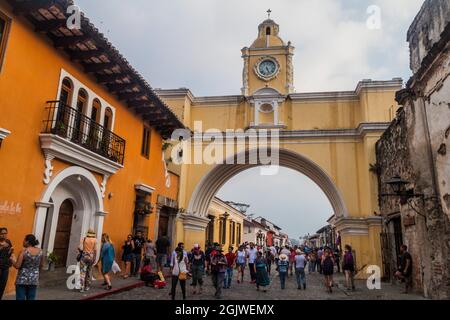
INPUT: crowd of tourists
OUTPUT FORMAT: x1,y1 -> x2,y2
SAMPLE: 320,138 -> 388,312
167,241 -> 359,299
0,227 -> 415,300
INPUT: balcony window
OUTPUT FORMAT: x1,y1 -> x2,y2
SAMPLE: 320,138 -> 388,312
42,101 -> 125,165
0,11 -> 11,72
59,78 -> 73,106
141,126 -> 151,159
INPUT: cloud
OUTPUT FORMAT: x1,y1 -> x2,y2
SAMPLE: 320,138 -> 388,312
76,0 -> 424,95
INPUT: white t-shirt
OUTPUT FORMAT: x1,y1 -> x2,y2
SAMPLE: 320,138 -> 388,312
280,248 -> 291,257
237,250 -> 246,264
247,248 -> 258,263
170,250 -> 188,267
172,258 -> 187,276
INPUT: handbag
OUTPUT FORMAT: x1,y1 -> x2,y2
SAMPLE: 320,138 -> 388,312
178,272 -> 187,281
112,260 -> 121,274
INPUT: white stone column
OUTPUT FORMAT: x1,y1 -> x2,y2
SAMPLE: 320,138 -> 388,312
273,101 -> 279,125
254,102 -> 260,126
94,211 -> 107,264
34,202 -> 53,249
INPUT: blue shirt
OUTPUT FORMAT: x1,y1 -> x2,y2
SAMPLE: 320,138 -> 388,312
278,260 -> 289,273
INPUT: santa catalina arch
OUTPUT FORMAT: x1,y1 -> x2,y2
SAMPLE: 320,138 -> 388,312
157,17 -> 402,273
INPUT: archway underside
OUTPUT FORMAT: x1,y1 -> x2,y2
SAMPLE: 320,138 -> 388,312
187,149 -> 348,219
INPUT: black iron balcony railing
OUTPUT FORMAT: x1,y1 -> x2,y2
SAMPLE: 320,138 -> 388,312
43,101 -> 126,165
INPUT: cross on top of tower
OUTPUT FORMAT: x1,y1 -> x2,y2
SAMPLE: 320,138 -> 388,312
267,9 -> 272,19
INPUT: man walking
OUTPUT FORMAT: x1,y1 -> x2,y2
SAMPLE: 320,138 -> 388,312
224,247 -> 236,289
246,243 -> 258,283
317,247 -> 323,274
395,244 -> 413,294
131,231 -> 145,277
211,245 -> 227,299
155,235 -> 171,272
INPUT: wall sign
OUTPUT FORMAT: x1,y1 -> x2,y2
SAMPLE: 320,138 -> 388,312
0,200 -> 22,215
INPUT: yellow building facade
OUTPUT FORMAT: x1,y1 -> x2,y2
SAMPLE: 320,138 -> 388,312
157,18 -> 402,276
206,197 -> 245,250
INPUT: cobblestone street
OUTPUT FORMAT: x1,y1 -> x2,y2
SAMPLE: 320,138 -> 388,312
102,270 -> 426,301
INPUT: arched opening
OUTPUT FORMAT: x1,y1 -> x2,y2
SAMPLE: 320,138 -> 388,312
216,167 -> 333,248
73,89 -> 88,142
91,98 -> 101,123
34,166 -> 104,268
59,77 -> 73,106
88,99 -> 102,150
103,107 -> 113,130
266,27 -> 271,36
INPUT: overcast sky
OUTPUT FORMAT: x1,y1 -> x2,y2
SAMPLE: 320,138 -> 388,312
76,0 -> 425,239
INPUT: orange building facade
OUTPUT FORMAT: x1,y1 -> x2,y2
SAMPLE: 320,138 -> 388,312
0,0 -> 183,294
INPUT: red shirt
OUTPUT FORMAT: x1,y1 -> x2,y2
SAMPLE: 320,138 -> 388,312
225,252 -> 236,268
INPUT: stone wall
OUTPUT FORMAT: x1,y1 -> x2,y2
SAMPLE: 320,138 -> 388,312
376,0 -> 450,299
407,0 -> 450,74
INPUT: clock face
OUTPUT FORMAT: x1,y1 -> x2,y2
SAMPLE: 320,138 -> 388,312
258,59 -> 277,77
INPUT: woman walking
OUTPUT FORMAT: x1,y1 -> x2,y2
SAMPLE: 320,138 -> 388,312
121,234 -> 134,279
321,248 -> 335,293
255,251 -> 270,292
343,245 -> 355,291
190,244 -> 205,295
266,249 -> 274,275
308,251 -> 317,273
10,234 -> 42,300
144,239 -> 157,271
236,246 -> 246,284
78,229 -> 97,292
171,247 -> 189,300
100,233 -> 115,291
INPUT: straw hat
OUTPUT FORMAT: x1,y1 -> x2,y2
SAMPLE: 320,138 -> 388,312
279,254 -> 288,260
86,229 -> 96,237
296,249 -> 302,254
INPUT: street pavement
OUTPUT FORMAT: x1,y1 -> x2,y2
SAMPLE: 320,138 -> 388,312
101,269 -> 426,301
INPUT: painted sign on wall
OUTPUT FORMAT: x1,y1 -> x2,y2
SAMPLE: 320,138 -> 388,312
0,201 -> 22,215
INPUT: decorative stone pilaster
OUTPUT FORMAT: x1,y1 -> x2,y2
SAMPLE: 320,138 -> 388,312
180,213 -> 210,231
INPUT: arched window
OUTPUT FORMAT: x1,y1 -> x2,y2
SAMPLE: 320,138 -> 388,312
73,89 -> 88,142
103,107 -> 113,130
76,89 -> 88,114
59,77 -> 73,106
266,27 -> 271,36
91,99 -> 101,123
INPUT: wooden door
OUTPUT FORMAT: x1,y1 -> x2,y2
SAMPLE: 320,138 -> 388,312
158,213 -> 169,238
54,199 -> 74,267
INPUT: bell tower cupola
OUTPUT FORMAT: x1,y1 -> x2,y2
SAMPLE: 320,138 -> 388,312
241,10 -> 295,97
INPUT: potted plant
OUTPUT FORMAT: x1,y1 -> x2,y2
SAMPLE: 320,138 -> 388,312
134,200 -> 154,216
47,252 -> 58,271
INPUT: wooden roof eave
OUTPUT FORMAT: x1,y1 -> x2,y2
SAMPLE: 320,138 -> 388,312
7,0 -> 185,136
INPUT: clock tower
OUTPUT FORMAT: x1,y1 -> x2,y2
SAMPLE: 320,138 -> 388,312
241,14 -> 295,97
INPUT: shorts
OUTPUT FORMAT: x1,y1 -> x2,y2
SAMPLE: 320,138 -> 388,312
156,254 -> 167,266
237,262 -> 246,269
122,253 -> 133,262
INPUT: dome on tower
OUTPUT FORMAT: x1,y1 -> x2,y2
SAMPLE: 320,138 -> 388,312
250,18 -> 286,48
